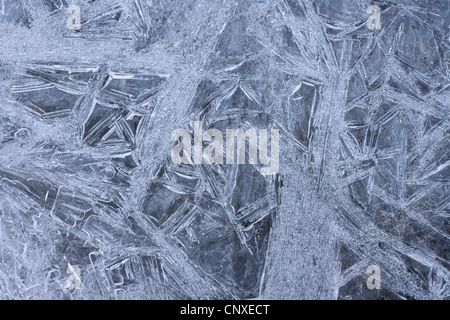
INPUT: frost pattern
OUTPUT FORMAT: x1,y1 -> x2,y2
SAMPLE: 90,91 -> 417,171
0,0 -> 449,300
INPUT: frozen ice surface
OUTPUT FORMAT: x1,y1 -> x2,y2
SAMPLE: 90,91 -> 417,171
0,0 -> 449,300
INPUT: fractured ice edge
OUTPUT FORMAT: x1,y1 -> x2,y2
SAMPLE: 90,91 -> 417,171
0,0 -> 449,300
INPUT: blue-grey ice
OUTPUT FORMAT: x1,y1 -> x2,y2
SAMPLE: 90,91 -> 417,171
0,0 -> 448,300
